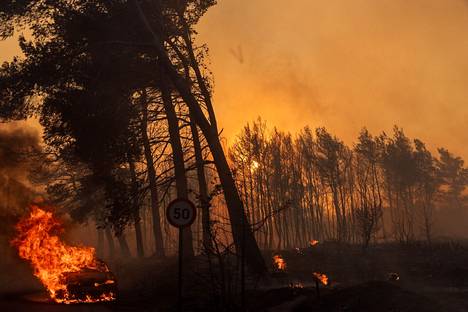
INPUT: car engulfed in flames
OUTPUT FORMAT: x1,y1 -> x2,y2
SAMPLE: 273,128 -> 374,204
57,268 -> 117,303
11,205 -> 117,304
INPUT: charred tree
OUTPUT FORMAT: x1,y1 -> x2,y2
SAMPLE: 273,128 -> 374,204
161,77 -> 194,257
105,227 -> 115,259
189,118 -> 213,253
139,93 -> 166,257
129,158 -> 145,258
135,1 -> 267,274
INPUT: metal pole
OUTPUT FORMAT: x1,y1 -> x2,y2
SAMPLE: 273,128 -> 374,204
178,227 -> 183,312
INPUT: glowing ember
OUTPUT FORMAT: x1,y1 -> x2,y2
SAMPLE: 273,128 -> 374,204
313,272 -> 328,285
309,239 -> 319,246
251,160 -> 260,172
273,254 -> 287,271
388,272 -> 400,281
289,282 -> 304,289
11,206 -> 116,304
294,247 -> 304,255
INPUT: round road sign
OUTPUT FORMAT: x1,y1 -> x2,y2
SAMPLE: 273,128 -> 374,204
166,198 -> 197,228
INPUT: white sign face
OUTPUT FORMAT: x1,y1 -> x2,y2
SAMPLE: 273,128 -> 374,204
166,199 -> 196,228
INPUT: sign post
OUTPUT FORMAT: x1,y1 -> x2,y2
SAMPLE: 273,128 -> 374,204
166,198 -> 197,312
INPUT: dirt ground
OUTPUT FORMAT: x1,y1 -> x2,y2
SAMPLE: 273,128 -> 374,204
1,241 -> 468,311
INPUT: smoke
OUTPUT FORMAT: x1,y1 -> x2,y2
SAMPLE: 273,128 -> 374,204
0,122 -> 44,292
0,121 -> 41,239
197,0 -> 468,159
0,122 -> 41,178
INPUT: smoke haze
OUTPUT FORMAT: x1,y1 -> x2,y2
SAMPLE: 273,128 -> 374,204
1,1 -> 467,158
196,0 -> 468,158
0,121 -> 41,230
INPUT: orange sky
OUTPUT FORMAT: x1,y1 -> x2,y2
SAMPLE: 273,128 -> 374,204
1,0 -> 467,159
197,0 -> 468,159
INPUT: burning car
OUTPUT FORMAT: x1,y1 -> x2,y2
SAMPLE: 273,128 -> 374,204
56,267 -> 117,303
12,206 -> 117,304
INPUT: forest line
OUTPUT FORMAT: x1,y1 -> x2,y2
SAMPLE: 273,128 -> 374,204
227,119 -> 467,250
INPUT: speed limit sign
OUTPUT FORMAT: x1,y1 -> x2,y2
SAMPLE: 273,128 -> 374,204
166,198 -> 197,228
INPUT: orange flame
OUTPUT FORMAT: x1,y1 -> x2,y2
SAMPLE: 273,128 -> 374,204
310,240 -> 319,246
11,206 -> 116,304
313,272 -> 328,285
273,254 -> 286,271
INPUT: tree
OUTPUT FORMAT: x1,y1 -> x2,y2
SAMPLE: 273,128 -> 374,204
354,129 -> 383,248
0,0 -> 267,273
436,148 -> 467,211
134,0 -> 267,273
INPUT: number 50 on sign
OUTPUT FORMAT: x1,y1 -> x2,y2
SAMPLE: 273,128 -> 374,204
166,198 -> 197,228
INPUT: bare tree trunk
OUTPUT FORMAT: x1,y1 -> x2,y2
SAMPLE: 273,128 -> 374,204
189,118 -> 212,253
135,3 -> 266,274
204,135 -> 267,273
139,94 -> 165,257
105,227 -> 115,259
117,232 -> 131,258
161,78 -> 194,257
129,159 -> 145,258
97,228 -> 104,259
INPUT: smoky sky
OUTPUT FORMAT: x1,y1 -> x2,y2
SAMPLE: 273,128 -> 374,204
196,0 -> 468,159
0,0 -> 467,159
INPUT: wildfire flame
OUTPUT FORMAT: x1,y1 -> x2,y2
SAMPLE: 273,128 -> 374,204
251,160 -> 260,171
11,206 -> 116,304
273,254 -> 287,271
313,272 -> 328,285
310,239 -> 319,247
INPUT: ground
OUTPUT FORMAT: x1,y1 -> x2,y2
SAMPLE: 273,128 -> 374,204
1,241 -> 468,311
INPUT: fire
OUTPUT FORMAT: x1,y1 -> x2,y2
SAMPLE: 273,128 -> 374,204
11,206 -> 116,304
309,239 -> 319,246
273,254 -> 287,271
313,272 -> 328,285
250,160 -> 260,172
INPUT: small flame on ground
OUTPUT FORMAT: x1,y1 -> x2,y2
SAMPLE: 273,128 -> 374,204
11,206 -> 116,304
313,272 -> 328,285
273,254 -> 287,271
310,240 -> 319,247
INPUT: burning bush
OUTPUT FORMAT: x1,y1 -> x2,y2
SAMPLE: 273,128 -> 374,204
273,254 -> 287,271
313,272 -> 328,286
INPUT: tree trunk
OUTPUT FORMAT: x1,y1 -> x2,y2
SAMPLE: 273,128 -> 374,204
139,93 -> 165,257
189,118 -> 213,253
105,227 -> 115,259
204,133 -> 267,274
161,78 -> 194,257
129,159 -> 145,258
97,228 -> 104,259
135,3 -> 266,274
117,232 -> 131,258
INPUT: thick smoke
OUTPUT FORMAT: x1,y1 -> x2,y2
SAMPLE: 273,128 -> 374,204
0,122 -> 41,179
0,122 -> 41,266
